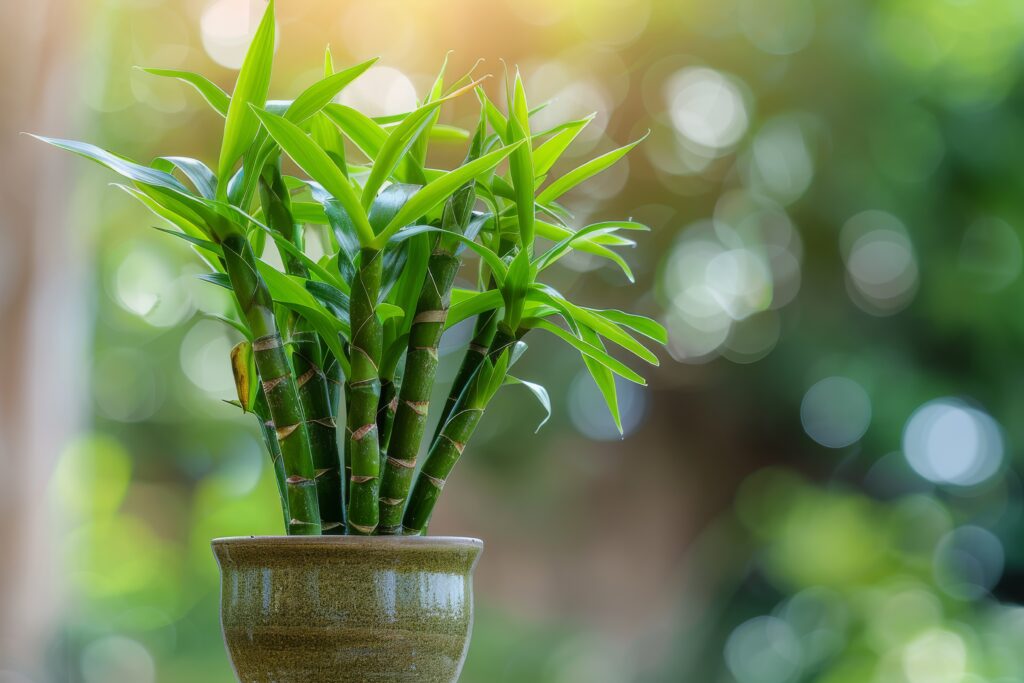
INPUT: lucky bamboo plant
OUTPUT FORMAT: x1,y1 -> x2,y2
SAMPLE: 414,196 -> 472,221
34,0 -> 665,536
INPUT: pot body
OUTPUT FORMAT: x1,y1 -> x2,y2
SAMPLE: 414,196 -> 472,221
212,536 -> 483,683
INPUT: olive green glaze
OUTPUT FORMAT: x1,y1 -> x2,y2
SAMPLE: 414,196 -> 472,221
212,536 -> 483,682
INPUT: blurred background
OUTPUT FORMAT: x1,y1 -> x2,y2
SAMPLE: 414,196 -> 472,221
3,0 -> 1024,681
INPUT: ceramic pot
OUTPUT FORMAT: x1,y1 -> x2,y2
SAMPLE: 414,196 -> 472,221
212,535 -> 483,682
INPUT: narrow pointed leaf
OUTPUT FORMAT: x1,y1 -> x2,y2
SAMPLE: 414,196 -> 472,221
532,285 -> 658,365
33,135 -> 188,192
447,289 -> 504,329
217,0 -> 276,193
374,141 -> 523,246
579,327 -> 622,434
504,375 -> 551,432
139,67 -> 230,116
530,319 -> 645,385
535,221 -> 648,273
285,57 -> 378,125
253,107 -> 373,244
589,309 -> 668,344
508,72 -> 536,250
389,224 -> 508,284
532,114 -> 594,177
152,227 -> 223,255
536,134 -> 647,204
153,156 -> 217,199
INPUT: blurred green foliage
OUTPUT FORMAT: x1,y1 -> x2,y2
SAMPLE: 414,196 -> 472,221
41,0 -> 1024,681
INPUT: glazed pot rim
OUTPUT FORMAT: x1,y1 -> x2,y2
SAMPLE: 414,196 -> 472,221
212,535 -> 483,549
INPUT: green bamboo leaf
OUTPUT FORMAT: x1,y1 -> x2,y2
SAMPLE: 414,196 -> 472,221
114,185 -> 223,269
152,227 -> 223,256
198,272 -> 233,289
502,250 -> 532,328
229,206 -> 346,289
322,104 -> 388,159
587,309 -> 668,344
534,221 -> 648,273
534,219 -> 636,282
361,79 -> 482,209
33,135 -> 188,192
504,375 -> 551,432
216,0 -> 276,194
529,319 -> 646,385
310,112 -> 347,177
153,156 -> 217,199
389,224 -> 508,284
233,58 -> 377,206
377,302 -> 405,322
255,260 -> 350,359
385,231 -> 429,336
531,285 -> 659,365
290,200 -> 329,224
252,107 -> 373,244
578,327 -> 622,434
476,87 -> 508,141
409,53 -> 450,167
536,218 -> 641,247
532,114 -> 594,177
285,57 -> 378,125
374,140 -> 523,246
446,289 -> 504,329
507,71 -> 536,251
138,67 -> 230,116
306,181 -> 359,282
429,124 -> 471,142
203,312 -> 252,339
305,278 -> 350,319
536,133 -> 647,204
324,45 -> 335,76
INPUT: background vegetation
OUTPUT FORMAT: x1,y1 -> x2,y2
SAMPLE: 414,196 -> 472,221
4,0 -> 1024,681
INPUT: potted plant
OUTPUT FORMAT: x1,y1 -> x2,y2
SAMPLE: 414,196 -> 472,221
35,2 -> 663,680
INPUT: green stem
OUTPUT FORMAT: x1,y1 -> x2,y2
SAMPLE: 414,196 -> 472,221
292,327 -> 344,533
377,376 -> 398,455
253,388 -> 290,533
222,232 -> 320,535
431,308 -> 496,445
378,248 -> 461,533
346,247 -> 383,534
260,163 -> 343,533
402,325 -> 518,534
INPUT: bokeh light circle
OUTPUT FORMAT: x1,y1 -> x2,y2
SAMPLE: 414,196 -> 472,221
934,525 -> 1004,600
902,398 -> 1004,487
665,68 -> 749,152
901,629 -> 967,683
81,635 -> 156,683
800,376 -> 872,448
338,66 -> 417,118
724,615 -> 803,683
200,0 -> 276,69
841,210 -> 919,315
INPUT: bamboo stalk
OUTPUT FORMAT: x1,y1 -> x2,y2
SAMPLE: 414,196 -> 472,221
221,231 -> 321,535
346,247 -> 384,534
259,163 -> 343,533
431,308 -> 497,445
376,376 -> 398,455
402,325 -> 519,534
377,166 -> 480,533
291,328 -> 344,533
253,388 -> 290,532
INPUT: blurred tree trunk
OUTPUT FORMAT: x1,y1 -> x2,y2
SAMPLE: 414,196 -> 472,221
0,0 -> 82,676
